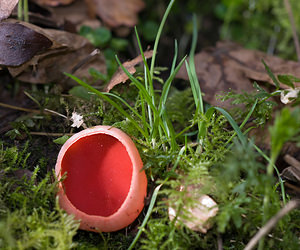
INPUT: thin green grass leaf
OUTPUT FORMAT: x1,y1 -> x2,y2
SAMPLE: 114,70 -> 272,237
251,141 -> 286,205
128,184 -> 163,250
159,56 -> 187,116
277,74 -> 298,89
170,40 -> 178,74
143,65 -> 153,129
225,99 -> 258,147
161,111 -> 177,150
214,107 -> 247,146
262,59 -> 280,89
134,27 -> 153,97
115,56 -> 170,141
115,56 -> 157,113
150,0 -> 176,79
102,92 -> 149,129
65,73 -> 147,138
188,14 -> 204,114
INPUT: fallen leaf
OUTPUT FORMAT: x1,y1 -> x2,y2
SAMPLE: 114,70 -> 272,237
2,19 -> 106,85
49,0 -> 101,31
176,41 -> 300,108
105,50 -> 153,92
0,22 -> 53,66
32,0 -> 75,7
283,154 -> 300,183
281,154 -> 300,197
86,0 -> 145,28
0,0 -> 19,21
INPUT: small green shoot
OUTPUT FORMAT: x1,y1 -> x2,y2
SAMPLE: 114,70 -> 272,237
261,59 -> 281,89
53,135 -> 70,145
17,0 -> 29,22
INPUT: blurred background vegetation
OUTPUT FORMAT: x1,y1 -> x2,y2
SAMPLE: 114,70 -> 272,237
139,0 -> 300,60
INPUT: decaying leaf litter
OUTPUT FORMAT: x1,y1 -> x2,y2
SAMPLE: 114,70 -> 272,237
0,0 -> 300,249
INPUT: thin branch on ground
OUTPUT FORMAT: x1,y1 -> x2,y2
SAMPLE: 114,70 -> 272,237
0,102 -> 41,114
284,0 -> 300,61
217,233 -> 223,250
244,199 -> 300,250
0,102 -> 67,118
30,132 -> 74,137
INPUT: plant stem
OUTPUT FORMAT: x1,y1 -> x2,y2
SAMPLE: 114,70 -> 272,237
24,0 -> 29,22
259,153 -> 277,250
128,184 -> 163,250
284,0 -> 300,61
247,200 -> 300,250
18,0 -> 23,20
251,142 -> 286,205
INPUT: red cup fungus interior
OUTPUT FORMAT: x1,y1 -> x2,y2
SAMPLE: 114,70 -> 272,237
56,126 -> 147,232
61,134 -> 133,217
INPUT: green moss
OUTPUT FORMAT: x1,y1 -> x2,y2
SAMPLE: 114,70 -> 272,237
0,142 -> 80,249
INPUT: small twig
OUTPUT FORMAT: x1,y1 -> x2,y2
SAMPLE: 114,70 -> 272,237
71,49 -> 100,74
284,0 -> 300,61
285,182 -> 300,193
217,233 -> 223,250
30,132 -> 74,137
0,102 -> 67,118
44,108 -> 67,119
245,199 -> 300,250
284,154 -> 300,171
0,102 -> 40,114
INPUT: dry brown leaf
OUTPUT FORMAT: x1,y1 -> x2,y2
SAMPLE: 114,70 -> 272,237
11,0 -> 101,33
50,0 -> 101,31
282,154 -> 300,183
176,41 -> 300,108
0,0 -> 19,21
32,0 -> 75,7
0,22 -> 52,66
86,0 -> 145,28
2,19 -> 106,85
105,50 -> 153,92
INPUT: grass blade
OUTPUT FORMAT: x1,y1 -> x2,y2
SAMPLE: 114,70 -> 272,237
115,56 -> 170,141
170,40 -> 178,74
225,99 -> 258,147
150,0 -> 176,79
159,56 -> 187,115
188,14 -> 204,114
65,73 -> 147,138
128,184 -> 163,250
262,59 -> 280,89
103,92 -> 150,133
251,141 -> 286,205
134,27 -> 154,100
214,106 -> 247,146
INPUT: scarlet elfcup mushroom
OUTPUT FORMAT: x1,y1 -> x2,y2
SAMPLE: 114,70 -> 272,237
55,125 -> 147,232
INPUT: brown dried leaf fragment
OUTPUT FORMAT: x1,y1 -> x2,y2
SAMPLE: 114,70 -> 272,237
2,19 -> 106,85
105,50 -> 153,92
0,0 -> 19,21
177,41 -> 300,108
0,22 -> 53,66
87,0 -> 145,28
32,0 -> 75,7
49,0 -> 101,32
